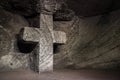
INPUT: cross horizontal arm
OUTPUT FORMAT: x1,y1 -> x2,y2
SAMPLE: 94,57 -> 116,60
53,31 -> 67,44
20,27 -> 40,42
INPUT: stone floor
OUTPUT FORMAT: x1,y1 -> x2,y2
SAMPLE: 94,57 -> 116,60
0,69 -> 120,80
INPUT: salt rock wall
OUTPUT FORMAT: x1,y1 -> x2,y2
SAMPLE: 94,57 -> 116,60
54,10 -> 120,70
66,0 -> 120,17
0,8 -> 29,71
0,0 -> 120,71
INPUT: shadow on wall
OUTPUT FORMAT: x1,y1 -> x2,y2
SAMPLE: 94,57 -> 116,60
17,34 -> 38,54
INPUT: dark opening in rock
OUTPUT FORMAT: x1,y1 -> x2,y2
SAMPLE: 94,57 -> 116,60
54,44 -> 61,54
10,63 -> 13,66
17,35 -> 37,54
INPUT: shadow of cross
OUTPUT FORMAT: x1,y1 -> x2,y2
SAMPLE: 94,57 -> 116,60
20,13 -> 67,73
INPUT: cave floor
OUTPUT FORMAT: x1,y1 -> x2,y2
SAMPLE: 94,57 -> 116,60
0,69 -> 120,80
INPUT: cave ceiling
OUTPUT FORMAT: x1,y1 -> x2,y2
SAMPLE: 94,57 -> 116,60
0,0 -> 120,17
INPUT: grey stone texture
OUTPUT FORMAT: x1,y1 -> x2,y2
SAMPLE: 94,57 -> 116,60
20,13 -> 66,73
0,26 -> 11,56
0,0 -> 120,72
0,8 -> 29,71
0,0 -> 61,17
54,10 -> 120,70
66,0 -> 120,17
1,0 -> 120,17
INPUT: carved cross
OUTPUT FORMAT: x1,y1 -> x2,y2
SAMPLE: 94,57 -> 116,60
20,0 -> 67,73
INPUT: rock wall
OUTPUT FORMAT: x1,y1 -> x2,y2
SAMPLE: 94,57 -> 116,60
0,0 -> 120,71
66,0 -> 120,17
0,8 -> 29,71
54,10 -> 120,70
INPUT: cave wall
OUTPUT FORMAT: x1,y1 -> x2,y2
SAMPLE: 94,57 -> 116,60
0,0 -> 120,71
0,8 -> 29,71
54,10 -> 120,70
66,0 -> 120,17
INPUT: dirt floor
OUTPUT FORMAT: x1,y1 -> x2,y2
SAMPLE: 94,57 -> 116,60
0,69 -> 120,80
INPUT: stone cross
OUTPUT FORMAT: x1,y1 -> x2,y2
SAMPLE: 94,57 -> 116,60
20,0 -> 67,73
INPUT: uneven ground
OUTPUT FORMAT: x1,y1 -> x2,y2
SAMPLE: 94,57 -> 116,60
0,69 -> 120,80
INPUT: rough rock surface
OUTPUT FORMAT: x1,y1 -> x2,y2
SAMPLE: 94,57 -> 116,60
0,26 -> 11,56
0,0 -> 120,71
1,0 -> 120,17
0,0 -> 61,17
66,0 -> 120,17
0,0 -> 39,17
0,8 -> 29,71
54,10 -> 120,70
